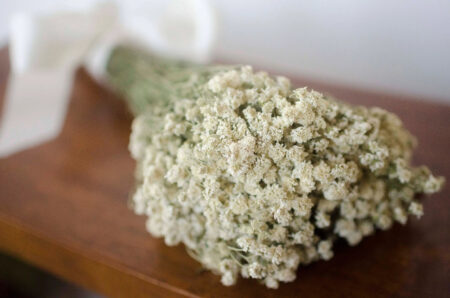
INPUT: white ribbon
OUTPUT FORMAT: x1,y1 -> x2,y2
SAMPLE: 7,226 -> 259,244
0,0 -> 216,157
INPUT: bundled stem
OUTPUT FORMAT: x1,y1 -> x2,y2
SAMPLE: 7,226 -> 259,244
106,45 -> 234,115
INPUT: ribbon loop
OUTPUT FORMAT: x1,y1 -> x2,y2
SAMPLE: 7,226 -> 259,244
0,0 -> 216,157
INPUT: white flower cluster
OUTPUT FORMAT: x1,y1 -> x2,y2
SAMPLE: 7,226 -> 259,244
129,66 -> 444,288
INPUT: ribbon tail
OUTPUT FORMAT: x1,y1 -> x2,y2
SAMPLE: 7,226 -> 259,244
0,70 -> 73,157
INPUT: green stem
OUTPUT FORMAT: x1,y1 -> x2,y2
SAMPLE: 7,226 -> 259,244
105,45 -> 235,115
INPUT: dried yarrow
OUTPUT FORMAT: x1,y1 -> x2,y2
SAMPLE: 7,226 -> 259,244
107,46 -> 444,288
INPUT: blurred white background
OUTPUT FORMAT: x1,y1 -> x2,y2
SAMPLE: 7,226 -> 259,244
0,0 -> 449,103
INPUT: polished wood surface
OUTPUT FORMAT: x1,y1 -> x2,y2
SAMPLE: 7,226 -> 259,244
0,48 -> 448,297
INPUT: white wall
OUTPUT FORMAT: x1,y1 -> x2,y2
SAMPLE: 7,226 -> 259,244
213,0 -> 450,102
1,0 -> 449,102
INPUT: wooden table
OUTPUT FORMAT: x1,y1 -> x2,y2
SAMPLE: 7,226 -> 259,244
0,48 -> 448,298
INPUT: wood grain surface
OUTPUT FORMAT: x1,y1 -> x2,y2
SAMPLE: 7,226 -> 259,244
0,48 -> 448,297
